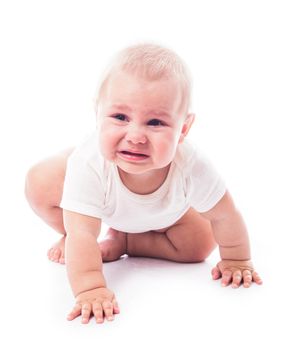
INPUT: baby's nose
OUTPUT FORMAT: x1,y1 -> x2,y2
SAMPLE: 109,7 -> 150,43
125,125 -> 147,144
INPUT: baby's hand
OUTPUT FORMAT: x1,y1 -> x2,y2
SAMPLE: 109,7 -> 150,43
211,259 -> 263,288
67,287 -> 120,324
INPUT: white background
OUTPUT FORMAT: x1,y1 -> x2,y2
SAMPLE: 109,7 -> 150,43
1,0 -> 296,349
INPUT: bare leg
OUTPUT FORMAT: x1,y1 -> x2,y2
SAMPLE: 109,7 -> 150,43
126,208 -> 217,263
102,208 -> 217,263
127,208 -> 216,262
25,148 -> 74,263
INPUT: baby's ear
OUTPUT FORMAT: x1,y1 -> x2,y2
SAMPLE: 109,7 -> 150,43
179,113 -> 195,143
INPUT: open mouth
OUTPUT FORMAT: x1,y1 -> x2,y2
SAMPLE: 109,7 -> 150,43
121,151 -> 148,157
118,150 -> 149,161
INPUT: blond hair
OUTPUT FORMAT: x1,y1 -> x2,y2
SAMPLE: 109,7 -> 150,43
94,43 -> 192,116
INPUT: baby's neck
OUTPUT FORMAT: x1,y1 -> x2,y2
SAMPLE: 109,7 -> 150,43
117,164 -> 171,195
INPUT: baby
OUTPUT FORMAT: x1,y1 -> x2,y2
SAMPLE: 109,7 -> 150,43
25,43 -> 262,324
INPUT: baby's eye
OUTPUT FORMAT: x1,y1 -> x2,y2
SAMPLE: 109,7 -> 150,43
147,119 -> 164,126
113,114 -> 128,121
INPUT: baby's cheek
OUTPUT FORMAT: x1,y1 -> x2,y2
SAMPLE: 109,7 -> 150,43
158,139 -> 176,161
98,133 -> 113,158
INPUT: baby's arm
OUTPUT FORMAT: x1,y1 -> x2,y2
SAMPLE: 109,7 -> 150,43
63,210 -> 120,323
201,191 -> 263,288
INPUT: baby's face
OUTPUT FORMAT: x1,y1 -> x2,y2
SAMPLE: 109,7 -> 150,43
97,71 -> 192,175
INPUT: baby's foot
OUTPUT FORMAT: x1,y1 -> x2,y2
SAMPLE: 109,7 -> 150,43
99,228 -> 127,262
47,235 -> 65,264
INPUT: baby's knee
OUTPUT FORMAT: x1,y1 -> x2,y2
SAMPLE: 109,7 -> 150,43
25,150 -> 71,211
178,251 -> 206,263
25,162 -> 51,208
178,243 -> 217,263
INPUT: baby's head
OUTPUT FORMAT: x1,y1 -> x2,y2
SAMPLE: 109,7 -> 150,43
95,43 -> 192,117
95,43 -> 195,175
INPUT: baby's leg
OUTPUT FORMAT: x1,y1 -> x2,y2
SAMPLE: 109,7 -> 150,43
126,208 -> 217,263
25,148 -> 74,263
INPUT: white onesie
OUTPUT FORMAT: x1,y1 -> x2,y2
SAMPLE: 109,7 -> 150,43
60,130 -> 226,233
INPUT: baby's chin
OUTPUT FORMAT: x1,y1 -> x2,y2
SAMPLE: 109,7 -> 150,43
116,163 -> 152,175
116,160 -> 172,177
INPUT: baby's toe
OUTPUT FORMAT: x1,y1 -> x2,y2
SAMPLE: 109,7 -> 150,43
48,247 -> 62,263
47,236 -> 66,264
54,248 -> 63,262
59,253 -> 65,264
47,247 -> 55,261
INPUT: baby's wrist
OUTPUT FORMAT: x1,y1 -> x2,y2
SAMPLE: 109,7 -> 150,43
70,270 -> 107,297
219,244 -> 251,261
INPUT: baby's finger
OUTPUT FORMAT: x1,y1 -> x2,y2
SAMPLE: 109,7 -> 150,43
231,270 -> 242,288
102,300 -> 114,321
67,304 -> 82,321
242,270 -> 253,288
211,266 -> 221,280
92,302 -> 104,324
221,270 -> 232,287
112,298 -> 120,314
252,271 -> 263,285
81,302 -> 92,324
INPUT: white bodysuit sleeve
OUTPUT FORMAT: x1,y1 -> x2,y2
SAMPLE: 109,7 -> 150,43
187,152 -> 226,213
60,151 -> 105,219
